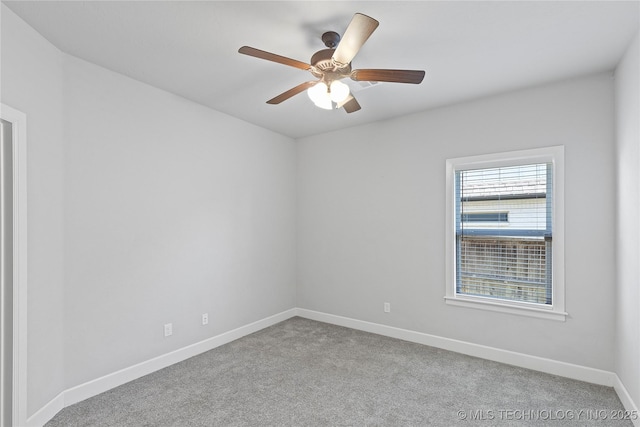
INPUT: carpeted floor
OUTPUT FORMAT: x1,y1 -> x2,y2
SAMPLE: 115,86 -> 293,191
46,317 -> 633,426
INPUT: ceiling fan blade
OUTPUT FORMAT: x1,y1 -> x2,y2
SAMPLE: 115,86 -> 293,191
238,46 -> 311,71
337,95 -> 361,113
267,81 -> 318,104
332,13 -> 379,67
351,69 -> 425,84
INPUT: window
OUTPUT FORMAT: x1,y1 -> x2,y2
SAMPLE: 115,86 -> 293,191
462,212 -> 508,223
445,146 -> 566,321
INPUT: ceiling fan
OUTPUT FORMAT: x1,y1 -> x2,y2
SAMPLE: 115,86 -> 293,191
238,13 -> 425,113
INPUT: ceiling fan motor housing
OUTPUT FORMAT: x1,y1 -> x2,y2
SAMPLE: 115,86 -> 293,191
310,48 -> 351,80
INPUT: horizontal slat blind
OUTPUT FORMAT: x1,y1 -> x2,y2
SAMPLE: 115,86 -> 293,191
455,163 -> 552,305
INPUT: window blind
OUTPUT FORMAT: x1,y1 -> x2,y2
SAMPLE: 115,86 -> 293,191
455,163 -> 553,305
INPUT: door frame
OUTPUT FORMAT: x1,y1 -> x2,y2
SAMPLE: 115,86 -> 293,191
0,104 -> 27,427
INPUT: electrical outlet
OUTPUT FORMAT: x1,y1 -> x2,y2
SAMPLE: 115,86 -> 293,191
202,313 -> 209,325
164,323 -> 173,337
384,302 -> 391,313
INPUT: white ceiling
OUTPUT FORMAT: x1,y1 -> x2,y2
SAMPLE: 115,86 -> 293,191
4,1 -> 639,139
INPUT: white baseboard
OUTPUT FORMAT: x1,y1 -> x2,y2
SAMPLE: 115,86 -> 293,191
25,392 -> 64,427
296,309 -> 619,386
63,309 -> 297,408
27,308 -> 639,427
28,309 -> 297,427
296,309 -> 640,420
613,375 -> 640,427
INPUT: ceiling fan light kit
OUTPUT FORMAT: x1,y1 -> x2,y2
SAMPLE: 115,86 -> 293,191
238,13 -> 425,113
308,80 -> 350,109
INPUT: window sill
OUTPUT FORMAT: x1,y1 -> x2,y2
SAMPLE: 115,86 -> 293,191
444,296 -> 568,321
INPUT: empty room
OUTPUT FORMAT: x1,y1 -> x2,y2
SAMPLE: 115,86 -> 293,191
1,1 -> 639,426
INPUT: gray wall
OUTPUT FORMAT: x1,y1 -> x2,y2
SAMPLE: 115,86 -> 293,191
297,73 -> 617,370
62,55 -> 297,388
615,31 -> 640,408
2,1 -> 638,421
1,4 -> 66,416
1,4 -> 297,417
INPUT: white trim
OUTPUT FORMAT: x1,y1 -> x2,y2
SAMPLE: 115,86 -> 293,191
63,309 -> 297,407
24,392 -> 63,427
26,310 -> 295,426
298,309 -> 640,418
28,308 -> 639,426
296,309 -> 614,386
613,375 -> 640,427
445,145 -> 566,321
443,296 -> 568,321
0,104 -> 28,427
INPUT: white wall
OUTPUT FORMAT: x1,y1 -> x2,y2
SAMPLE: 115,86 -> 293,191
2,3 -> 297,417
0,4 -> 66,416
297,73 -> 617,370
62,55 -> 296,388
2,1 -> 636,421
615,31 -> 640,408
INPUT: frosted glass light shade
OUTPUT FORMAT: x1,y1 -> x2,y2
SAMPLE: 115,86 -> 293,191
329,80 -> 350,103
307,82 -> 331,109
307,80 -> 350,110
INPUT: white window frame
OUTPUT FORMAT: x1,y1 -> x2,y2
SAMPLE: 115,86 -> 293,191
445,146 -> 567,321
